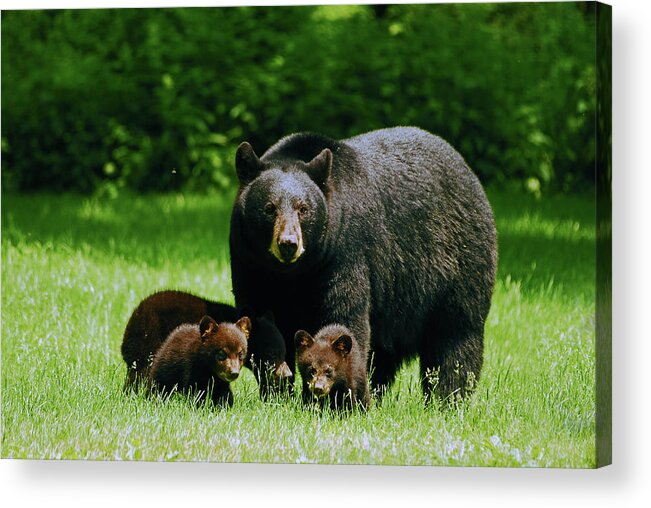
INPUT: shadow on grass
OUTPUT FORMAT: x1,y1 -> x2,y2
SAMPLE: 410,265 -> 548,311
2,188 -> 596,299
489,189 -> 596,300
1,191 -> 236,268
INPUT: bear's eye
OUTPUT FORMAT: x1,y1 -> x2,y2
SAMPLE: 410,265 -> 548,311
264,203 -> 276,216
216,350 -> 227,361
307,366 -> 316,377
325,366 -> 334,377
297,203 -> 309,217
238,350 -> 246,360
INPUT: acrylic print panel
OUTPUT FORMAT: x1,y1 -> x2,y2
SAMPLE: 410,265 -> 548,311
0,1 -> 611,467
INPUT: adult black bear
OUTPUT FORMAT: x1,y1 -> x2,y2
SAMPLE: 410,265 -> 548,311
230,127 -> 496,402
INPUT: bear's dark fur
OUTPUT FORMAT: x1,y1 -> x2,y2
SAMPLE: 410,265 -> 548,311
230,127 -> 497,402
295,325 -> 370,410
243,307 -> 294,399
148,315 -> 250,407
121,290 -> 291,394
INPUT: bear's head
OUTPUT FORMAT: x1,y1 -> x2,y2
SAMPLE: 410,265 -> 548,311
234,142 -> 332,269
199,315 -> 251,383
294,325 -> 354,399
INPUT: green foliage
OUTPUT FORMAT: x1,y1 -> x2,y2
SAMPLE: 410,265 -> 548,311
2,4 -> 596,193
1,190 -> 596,465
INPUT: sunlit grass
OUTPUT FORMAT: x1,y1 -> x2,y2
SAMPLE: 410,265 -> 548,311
1,189 -> 596,466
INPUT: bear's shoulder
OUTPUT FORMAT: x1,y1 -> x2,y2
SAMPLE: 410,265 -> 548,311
262,132 -> 343,164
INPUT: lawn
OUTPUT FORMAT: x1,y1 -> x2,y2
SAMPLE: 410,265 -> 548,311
1,189 -> 596,466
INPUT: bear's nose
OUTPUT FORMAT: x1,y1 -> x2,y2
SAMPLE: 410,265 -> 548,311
278,236 -> 298,260
312,381 -> 328,397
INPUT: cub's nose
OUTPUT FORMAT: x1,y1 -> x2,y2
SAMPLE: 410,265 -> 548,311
311,382 -> 327,397
278,236 -> 298,261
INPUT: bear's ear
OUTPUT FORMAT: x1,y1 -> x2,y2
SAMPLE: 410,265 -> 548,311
235,316 -> 252,340
235,142 -> 262,185
261,309 -> 275,323
199,315 -> 218,341
294,330 -> 314,350
305,148 -> 333,190
332,334 -> 352,356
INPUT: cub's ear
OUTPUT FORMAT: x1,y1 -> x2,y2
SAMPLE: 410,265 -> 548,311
199,316 -> 218,341
235,316 -> 252,340
261,310 -> 275,323
235,142 -> 262,185
332,334 -> 352,356
305,148 -> 332,190
294,330 -> 314,350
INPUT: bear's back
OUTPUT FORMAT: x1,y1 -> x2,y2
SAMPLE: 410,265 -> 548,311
149,323 -> 201,386
342,126 -> 474,189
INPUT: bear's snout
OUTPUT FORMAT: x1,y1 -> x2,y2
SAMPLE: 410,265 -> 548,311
278,235 -> 299,261
222,369 -> 239,382
218,359 -> 241,382
270,212 -> 305,264
311,379 -> 330,397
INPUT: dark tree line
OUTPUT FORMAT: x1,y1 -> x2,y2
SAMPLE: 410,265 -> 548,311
1,3 -> 597,194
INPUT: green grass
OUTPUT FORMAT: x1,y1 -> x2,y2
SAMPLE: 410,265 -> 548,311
1,189 -> 596,466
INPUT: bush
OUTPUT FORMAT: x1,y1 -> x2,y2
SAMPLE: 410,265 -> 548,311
1,4 -> 596,194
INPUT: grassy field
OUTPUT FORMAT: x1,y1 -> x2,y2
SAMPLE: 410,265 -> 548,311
1,189 -> 596,466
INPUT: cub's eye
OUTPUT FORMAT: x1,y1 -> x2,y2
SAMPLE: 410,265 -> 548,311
216,350 -> 227,361
239,350 -> 246,360
307,367 -> 316,377
325,366 -> 334,377
264,203 -> 276,216
297,203 -> 309,217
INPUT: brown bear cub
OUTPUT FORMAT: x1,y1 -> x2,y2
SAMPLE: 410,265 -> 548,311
121,290 -> 291,394
148,315 -> 250,407
295,325 -> 370,411
122,290 -> 238,390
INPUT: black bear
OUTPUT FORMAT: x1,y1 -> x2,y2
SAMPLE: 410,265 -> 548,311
121,290 -> 291,395
148,315 -> 250,407
230,127 -> 497,402
295,325 -> 370,410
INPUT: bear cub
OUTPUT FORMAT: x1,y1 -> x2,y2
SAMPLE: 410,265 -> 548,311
295,324 -> 370,411
148,315 -> 250,407
121,290 -> 291,395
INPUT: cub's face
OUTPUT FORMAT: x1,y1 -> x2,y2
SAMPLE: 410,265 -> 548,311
200,316 -> 250,383
294,329 -> 353,399
302,358 -> 336,398
235,143 -> 332,269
